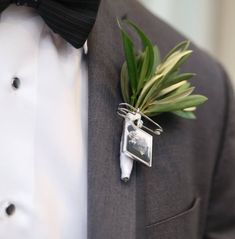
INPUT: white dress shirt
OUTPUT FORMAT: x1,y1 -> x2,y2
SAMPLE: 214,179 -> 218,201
0,5 -> 88,239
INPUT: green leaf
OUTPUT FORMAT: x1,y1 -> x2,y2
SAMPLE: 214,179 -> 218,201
137,47 -> 150,93
152,45 -> 161,75
136,53 -> 145,75
163,40 -> 190,61
173,111 -> 196,119
160,81 -> 191,100
163,73 -> 196,88
158,50 -> 193,77
148,50 -> 193,102
173,51 -> 193,70
138,76 -> 166,109
184,107 -> 196,111
118,20 -> 138,95
156,81 -> 188,99
144,95 -> 208,116
135,74 -> 163,108
125,20 -> 156,80
157,87 -> 195,104
120,62 -> 130,103
139,71 -> 194,109
142,84 -> 193,111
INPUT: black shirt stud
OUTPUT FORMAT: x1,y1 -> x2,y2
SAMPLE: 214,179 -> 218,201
12,77 -> 21,90
5,203 -> 16,216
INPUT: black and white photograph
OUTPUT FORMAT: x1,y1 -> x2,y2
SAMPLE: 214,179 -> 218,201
122,120 -> 153,167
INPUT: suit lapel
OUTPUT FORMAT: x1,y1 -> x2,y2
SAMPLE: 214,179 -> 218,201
87,1 -> 137,238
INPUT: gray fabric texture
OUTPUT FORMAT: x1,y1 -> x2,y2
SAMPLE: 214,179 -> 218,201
87,0 -> 235,238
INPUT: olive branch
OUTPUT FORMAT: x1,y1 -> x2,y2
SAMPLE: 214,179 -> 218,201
118,19 -> 207,119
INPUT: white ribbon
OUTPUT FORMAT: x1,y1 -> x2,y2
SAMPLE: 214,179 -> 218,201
119,112 -> 142,182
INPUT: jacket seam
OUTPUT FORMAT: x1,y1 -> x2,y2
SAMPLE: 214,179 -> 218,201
203,62 -> 231,236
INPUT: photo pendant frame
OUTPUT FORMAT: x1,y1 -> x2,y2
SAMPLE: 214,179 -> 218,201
117,103 -> 163,182
122,119 -> 153,167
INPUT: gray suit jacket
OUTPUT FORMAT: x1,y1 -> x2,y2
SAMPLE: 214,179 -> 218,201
87,0 -> 235,238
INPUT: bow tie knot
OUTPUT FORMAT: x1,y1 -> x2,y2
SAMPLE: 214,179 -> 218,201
0,0 -> 101,48
11,0 -> 40,8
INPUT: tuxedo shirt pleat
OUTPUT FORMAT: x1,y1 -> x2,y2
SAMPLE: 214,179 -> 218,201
0,5 -> 88,239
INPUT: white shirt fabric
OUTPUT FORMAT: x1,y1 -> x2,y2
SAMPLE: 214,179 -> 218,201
0,5 -> 88,239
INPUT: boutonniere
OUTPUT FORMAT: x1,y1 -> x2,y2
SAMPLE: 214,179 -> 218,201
117,19 -> 208,182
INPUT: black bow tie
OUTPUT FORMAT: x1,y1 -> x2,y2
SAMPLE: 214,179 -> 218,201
0,0 -> 101,48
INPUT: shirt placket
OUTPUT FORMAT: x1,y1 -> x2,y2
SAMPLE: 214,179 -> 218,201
0,8 -> 43,238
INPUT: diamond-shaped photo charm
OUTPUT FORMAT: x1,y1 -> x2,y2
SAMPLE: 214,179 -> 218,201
122,119 -> 153,167
117,103 -> 163,182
